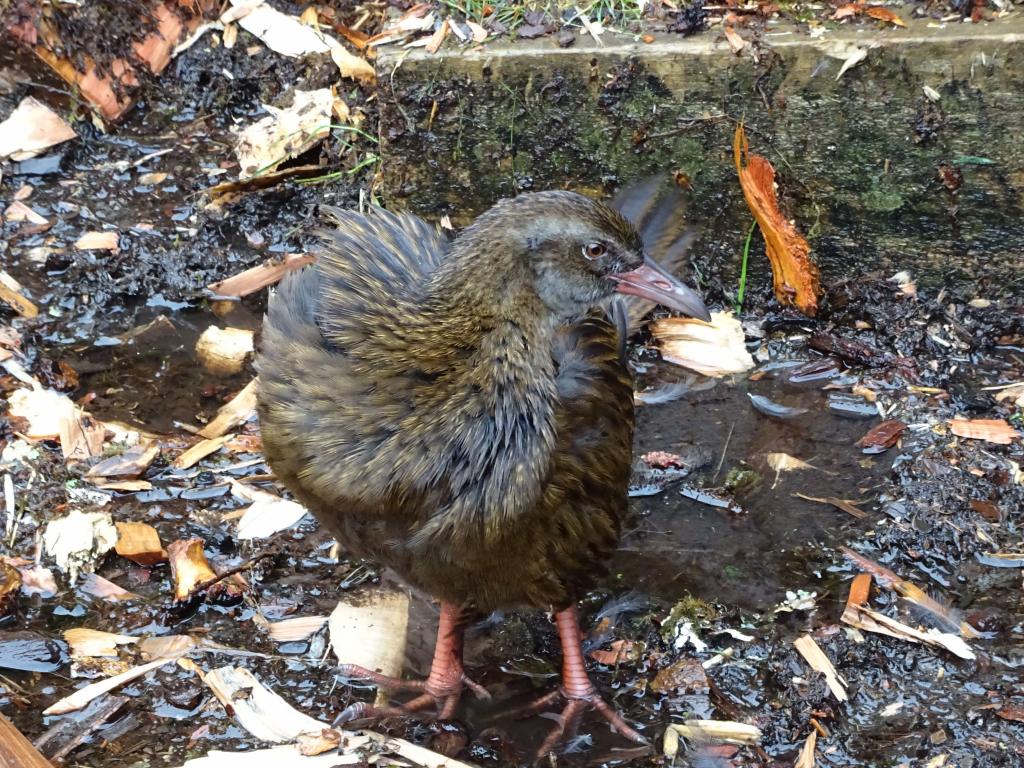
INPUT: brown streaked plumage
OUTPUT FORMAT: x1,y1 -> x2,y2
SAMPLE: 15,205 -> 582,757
255,182 -> 708,756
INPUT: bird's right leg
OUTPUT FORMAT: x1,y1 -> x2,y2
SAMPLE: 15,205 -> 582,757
334,600 -> 489,723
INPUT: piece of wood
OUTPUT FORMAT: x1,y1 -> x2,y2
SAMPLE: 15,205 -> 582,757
0,712 -> 55,768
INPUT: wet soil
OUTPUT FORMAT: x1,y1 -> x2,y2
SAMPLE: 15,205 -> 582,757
3,9 -> 1024,768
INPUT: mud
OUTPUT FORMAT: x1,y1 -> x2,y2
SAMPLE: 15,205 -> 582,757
2,5 -> 1024,768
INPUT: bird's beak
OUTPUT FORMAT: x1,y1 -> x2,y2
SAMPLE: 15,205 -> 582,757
610,255 -> 711,322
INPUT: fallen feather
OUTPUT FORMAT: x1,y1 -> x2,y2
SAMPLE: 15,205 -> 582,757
195,326 -> 254,377
267,616 -> 328,642
64,628 -> 138,658
234,89 -> 333,180
835,46 -> 868,80
650,311 -> 754,377
43,509 -> 117,582
200,379 -> 259,439
236,492 -> 308,539
793,634 -> 848,702
114,521 -> 167,566
748,393 -> 809,420
0,96 -> 76,161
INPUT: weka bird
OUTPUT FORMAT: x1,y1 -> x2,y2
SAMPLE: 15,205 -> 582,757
255,183 -> 709,755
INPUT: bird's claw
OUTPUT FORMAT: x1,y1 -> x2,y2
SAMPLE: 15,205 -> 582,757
333,663 -> 488,725
532,687 -> 648,759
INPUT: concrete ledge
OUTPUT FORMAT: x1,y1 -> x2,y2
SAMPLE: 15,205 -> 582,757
377,18 -> 1024,292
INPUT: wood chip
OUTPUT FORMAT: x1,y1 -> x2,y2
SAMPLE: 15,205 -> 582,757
195,326 -> 254,376
199,378 -> 258,439
114,521 -> 167,566
795,730 -> 817,768
64,627 -> 138,658
0,278 -> 39,318
43,656 -> 179,715
664,720 -> 761,748
723,26 -> 746,54
0,96 -> 76,160
949,418 -> 1020,444
79,572 -> 139,601
208,254 -> 313,297
650,311 -> 754,377
75,231 -> 120,252
793,634 -> 848,702
4,201 -> 48,225
425,19 -> 449,53
330,44 -> 375,84
267,615 -> 328,642
87,444 -> 159,479
167,538 -> 219,602
173,434 -> 232,469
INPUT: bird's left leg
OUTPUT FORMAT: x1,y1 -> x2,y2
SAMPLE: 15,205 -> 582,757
335,600 -> 489,723
532,605 -> 648,757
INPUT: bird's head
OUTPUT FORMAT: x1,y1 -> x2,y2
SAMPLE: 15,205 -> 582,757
465,190 -> 710,322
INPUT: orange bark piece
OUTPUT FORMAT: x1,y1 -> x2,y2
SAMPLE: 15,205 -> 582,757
734,124 -> 820,316
866,6 -> 907,26
949,418 -> 1020,444
167,538 -> 218,602
846,573 -> 872,609
207,254 -> 314,298
115,522 -> 167,566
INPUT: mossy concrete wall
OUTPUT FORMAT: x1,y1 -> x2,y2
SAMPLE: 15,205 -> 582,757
377,20 -> 1024,296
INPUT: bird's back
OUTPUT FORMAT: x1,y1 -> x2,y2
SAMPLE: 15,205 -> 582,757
256,206 -> 636,611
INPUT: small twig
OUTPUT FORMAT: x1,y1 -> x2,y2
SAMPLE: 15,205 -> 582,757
190,550 -> 278,602
713,421 -> 736,482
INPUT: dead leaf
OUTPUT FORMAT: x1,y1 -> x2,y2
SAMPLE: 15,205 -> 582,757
0,96 -> 77,161
831,3 -> 863,19
664,721 -> 760,750
208,254 -> 313,297
857,419 -> 906,453
0,561 -> 20,615
167,538 -> 222,602
949,418 -> 1020,445
846,573 -> 872,609
79,572 -> 139,601
75,231 -> 120,252
866,6 -> 907,26
114,521 -> 167,566
223,22 -> 238,48
330,45 -> 375,85
723,26 -> 746,54
734,124 -> 819,316
200,379 -> 259,439
138,634 -> 198,659
650,311 -> 754,377
793,635 -> 848,702
589,639 -> 644,666
466,21 -> 488,43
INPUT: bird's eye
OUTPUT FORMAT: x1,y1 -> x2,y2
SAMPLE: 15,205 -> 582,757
583,242 -> 606,260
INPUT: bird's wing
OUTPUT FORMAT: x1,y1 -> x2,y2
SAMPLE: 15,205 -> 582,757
610,177 -> 699,334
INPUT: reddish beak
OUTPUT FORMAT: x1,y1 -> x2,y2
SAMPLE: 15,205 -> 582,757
610,256 -> 711,321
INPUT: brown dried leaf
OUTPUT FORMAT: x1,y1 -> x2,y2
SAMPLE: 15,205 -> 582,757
79,572 -> 139,601
114,521 -> 166,566
0,561 -> 20,616
866,6 -> 907,26
734,124 -> 819,316
589,639 -> 645,666
831,3 -> 863,19
330,45 -> 375,84
846,573 -> 872,609
949,418 -> 1020,445
856,419 -> 906,454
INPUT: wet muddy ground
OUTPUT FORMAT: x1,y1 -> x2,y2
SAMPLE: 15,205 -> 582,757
3,10 -> 1024,768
